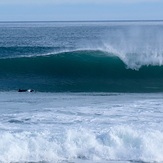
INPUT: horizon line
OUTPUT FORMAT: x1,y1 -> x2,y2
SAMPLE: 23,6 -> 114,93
0,20 -> 163,23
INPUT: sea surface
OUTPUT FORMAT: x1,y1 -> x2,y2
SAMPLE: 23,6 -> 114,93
1,21 -> 163,163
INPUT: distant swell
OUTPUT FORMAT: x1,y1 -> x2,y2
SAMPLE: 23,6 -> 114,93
0,50 -> 163,92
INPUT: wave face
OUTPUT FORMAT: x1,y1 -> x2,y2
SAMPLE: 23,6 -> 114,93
1,50 -> 163,92
1,21 -> 163,92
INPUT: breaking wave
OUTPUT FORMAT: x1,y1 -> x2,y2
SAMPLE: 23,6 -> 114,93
1,126 -> 163,163
0,49 -> 163,92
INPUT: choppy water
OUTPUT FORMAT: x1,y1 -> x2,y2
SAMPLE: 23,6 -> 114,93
1,92 -> 163,163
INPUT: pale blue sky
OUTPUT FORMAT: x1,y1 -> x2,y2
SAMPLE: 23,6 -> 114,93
0,0 -> 163,21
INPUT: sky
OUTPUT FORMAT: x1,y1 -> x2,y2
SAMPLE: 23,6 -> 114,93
0,0 -> 163,21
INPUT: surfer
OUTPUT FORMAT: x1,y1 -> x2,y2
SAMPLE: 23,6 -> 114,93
18,89 -> 34,92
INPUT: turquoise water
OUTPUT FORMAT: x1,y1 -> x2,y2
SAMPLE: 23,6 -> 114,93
1,51 -> 163,92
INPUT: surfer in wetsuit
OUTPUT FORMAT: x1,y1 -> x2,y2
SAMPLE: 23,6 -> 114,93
18,89 -> 34,92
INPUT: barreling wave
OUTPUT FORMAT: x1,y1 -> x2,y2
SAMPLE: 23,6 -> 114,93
1,49 -> 163,92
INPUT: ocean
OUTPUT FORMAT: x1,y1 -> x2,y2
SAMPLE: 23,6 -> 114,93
0,21 -> 163,163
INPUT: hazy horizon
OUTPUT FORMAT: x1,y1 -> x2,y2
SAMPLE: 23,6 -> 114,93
0,0 -> 163,21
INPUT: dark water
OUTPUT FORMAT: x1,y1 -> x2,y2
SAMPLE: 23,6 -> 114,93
1,21 -> 163,92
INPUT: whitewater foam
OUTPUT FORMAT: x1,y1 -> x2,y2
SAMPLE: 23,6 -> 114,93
1,92 -> 163,163
1,126 -> 163,163
99,23 -> 163,70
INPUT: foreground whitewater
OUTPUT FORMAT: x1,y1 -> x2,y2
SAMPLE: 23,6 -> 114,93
1,92 -> 163,163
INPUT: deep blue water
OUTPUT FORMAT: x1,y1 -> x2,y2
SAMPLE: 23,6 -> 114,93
1,21 -> 163,92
